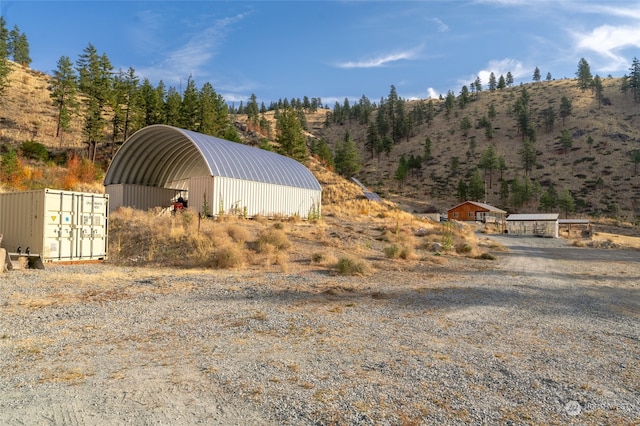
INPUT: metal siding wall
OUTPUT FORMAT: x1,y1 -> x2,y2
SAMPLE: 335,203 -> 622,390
105,184 -> 124,212
189,176 -> 215,216
210,177 -> 321,218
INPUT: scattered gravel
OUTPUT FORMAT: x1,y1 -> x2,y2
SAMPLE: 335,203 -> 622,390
1,236 -> 638,425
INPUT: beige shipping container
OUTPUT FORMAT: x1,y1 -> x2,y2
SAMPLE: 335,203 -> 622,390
0,188 -> 109,262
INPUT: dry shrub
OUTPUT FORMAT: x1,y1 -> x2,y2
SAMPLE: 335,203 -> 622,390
225,223 -> 252,245
311,251 -> 337,265
211,244 -> 246,269
336,255 -> 371,276
256,228 -> 291,252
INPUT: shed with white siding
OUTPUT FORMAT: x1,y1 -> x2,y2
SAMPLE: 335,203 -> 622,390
104,125 -> 322,218
506,213 -> 560,238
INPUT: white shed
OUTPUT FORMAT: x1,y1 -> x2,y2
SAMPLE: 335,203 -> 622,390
506,213 -> 559,238
104,125 -> 322,218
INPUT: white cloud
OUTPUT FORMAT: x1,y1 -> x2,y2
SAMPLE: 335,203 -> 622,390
432,18 -> 449,32
336,45 -> 423,69
137,11 -> 250,86
459,58 -> 526,89
427,87 -> 439,99
571,25 -> 640,71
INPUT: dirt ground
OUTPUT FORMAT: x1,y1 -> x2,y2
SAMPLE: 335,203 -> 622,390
0,235 -> 638,425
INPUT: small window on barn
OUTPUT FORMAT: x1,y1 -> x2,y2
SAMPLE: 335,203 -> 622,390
468,212 -> 474,218
453,212 -> 459,218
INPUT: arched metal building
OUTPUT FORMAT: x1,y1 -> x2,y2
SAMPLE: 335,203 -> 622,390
104,125 -> 322,218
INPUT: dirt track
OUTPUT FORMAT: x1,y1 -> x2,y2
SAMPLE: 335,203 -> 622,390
1,236 -> 638,425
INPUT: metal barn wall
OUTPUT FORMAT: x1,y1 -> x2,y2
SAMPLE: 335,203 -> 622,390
105,184 -> 179,212
0,189 -> 108,262
190,176 -> 321,218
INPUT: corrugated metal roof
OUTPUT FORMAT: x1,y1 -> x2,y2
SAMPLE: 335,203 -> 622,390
558,219 -> 590,224
104,125 -> 321,191
507,213 -> 559,221
448,200 -> 506,213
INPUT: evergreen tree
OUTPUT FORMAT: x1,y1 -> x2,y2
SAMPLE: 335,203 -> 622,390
628,57 -> 640,103
460,116 -> 472,136
50,56 -> 79,147
479,145 -> 499,189
394,154 -> 409,189
164,87 -> 182,127
498,155 -> 507,180
576,58 -> 593,92
457,179 -> 468,201
488,103 -> 497,119
499,179 -> 509,204
559,129 -> 573,154
180,75 -> 199,130
468,169 -> 485,201
539,185 -> 558,212
0,17 -> 8,97
557,189 -> 575,218
76,44 -> 113,162
459,85 -> 470,108
138,78 -> 164,126
9,26 -> 31,67
541,106 -> 555,133
474,76 -> 482,97
246,93 -> 259,124
546,72 -> 552,81
423,136 -> 432,163
111,67 -> 139,145
444,90 -> 455,119
497,74 -> 506,89
559,95 -> 572,126
334,133 -> 362,177
533,66 -> 541,82
276,107 -> 308,162
309,138 -> 334,168
519,138 -> 536,175
365,122 -> 380,159
592,74 -> 604,108
506,72 -> 514,86
488,72 -> 497,91
631,149 -> 640,175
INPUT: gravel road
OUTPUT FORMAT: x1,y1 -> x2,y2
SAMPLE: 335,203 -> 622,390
1,236 -> 638,425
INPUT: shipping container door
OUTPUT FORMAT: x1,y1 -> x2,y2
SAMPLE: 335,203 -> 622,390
44,191 -> 74,260
77,194 -> 108,259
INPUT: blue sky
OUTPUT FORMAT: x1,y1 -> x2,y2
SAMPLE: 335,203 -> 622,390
2,0 -> 640,107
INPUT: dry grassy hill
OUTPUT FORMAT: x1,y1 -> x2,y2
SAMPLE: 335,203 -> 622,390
1,61 -> 639,222
313,79 -> 640,221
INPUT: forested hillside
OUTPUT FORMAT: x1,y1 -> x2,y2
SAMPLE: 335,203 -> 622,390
1,54 -> 639,222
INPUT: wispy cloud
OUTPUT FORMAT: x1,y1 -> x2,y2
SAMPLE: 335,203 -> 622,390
137,11 -> 250,85
571,25 -> 640,71
336,45 -> 423,69
432,18 -> 449,32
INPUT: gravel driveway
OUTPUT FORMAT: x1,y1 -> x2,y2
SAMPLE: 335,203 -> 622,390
1,236 -> 638,425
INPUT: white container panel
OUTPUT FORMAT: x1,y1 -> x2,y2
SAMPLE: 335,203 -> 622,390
0,189 -> 108,262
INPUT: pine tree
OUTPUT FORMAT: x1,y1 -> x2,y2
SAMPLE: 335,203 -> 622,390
50,56 -> 79,146
334,133 -> 362,177
576,58 -> 593,92
592,74 -> 604,108
519,138 -> 536,176
394,155 -> 409,189
559,129 -> 573,154
533,66 -> 541,82
0,17 -> 11,98
10,27 -> 31,67
276,107 -> 308,163
180,75 -> 199,130
497,75 -> 506,89
546,72 -> 552,81
488,72 -> 497,91
506,72 -> 514,87
629,57 -> 640,103
559,96 -> 572,126
468,169 -> 485,201
164,87 -> 182,127
479,145 -> 499,189
557,189 -> 575,218
76,44 -> 113,162
457,179 -> 468,201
